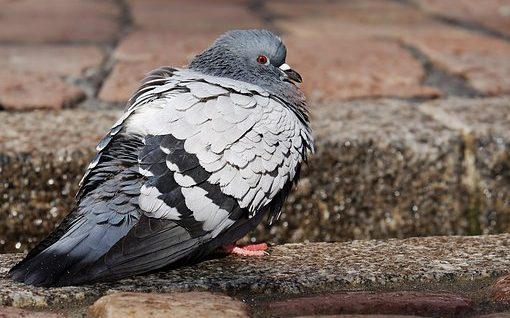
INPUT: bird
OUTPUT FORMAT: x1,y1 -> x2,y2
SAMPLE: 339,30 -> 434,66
9,29 -> 314,286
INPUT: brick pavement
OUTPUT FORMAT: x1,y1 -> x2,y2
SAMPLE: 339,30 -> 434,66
1,0 -> 509,107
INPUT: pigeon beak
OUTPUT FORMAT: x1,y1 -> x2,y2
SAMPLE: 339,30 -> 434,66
279,63 -> 302,83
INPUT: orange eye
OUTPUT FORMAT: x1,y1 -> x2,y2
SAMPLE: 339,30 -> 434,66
256,55 -> 268,65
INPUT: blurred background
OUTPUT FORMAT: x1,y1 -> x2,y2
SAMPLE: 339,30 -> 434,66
0,0 -> 509,254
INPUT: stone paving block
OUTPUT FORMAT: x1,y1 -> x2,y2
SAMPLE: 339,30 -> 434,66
2,235 -> 510,308
412,0 -> 510,37
0,0 -> 121,43
418,97 -> 510,234
295,316 -> 425,318
0,110 -> 121,253
99,30 -> 218,103
88,292 -> 249,318
396,27 -> 510,96
248,99 -> 465,244
281,35 -> 440,101
0,45 -> 105,77
492,274 -> 510,304
128,0 -> 261,32
113,30 -> 219,64
98,61 -> 153,104
0,71 -> 84,110
269,1 -> 440,101
260,291 -> 474,317
0,306 -> 64,318
0,45 -> 106,110
268,0 -> 433,29
271,0 -> 510,98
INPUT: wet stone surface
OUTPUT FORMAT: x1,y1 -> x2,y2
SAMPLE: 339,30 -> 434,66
419,97 -> 510,234
0,110 -> 121,253
1,235 -> 510,312
257,291 -> 475,317
87,292 -> 249,318
2,98 -> 510,253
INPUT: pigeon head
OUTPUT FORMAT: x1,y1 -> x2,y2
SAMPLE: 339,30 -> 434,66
189,29 -> 303,93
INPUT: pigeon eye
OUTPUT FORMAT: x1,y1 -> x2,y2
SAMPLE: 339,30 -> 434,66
256,55 -> 269,65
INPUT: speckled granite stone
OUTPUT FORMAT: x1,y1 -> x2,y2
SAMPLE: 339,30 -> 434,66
1,235 -> 510,309
0,110 -> 121,253
419,97 -> 510,234
2,98 -> 510,253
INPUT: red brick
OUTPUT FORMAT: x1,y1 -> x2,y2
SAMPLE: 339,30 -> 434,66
113,30 -> 218,64
0,45 -> 105,76
493,274 -> 510,303
0,70 -> 84,110
271,0 -> 431,25
128,0 -> 261,31
0,45 -> 105,110
269,1 -> 441,101
297,316 -> 425,318
0,0 -> 121,43
262,291 -> 474,317
100,30 -> 218,103
271,0 -> 510,98
397,27 -> 510,96
283,35 -> 439,102
413,0 -> 510,37
99,61 -> 154,104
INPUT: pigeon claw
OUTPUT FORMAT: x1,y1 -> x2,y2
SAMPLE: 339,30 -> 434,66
225,243 -> 269,257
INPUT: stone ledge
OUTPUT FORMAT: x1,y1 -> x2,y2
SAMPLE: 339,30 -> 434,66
1,97 -> 510,253
0,110 -> 121,253
1,235 -> 510,310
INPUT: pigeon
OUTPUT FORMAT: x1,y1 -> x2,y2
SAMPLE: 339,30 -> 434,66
9,29 -> 314,286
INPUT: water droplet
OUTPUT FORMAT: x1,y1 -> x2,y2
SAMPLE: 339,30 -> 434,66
412,205 -> 419,212
47,178 -> 55,185
15,242 -> 21,249
50,207 -> 59,217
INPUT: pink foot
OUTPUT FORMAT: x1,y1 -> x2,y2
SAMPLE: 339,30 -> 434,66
225,243 -> 269,257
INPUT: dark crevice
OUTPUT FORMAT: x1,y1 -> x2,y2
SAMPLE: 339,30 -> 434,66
433,15 -> 510,43
400,43 -> 483,98
395,0 -> 510,43
75,0 -> 134,110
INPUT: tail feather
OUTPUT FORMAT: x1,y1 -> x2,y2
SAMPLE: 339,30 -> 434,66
9,214 -> 205,286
